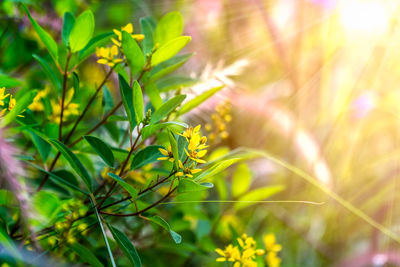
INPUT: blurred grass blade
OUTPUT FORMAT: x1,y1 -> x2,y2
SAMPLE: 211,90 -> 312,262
0,75 -> 22,88
235,185 -> 285,210
90,198 -> 116,267
32,54 -> 61,92
178,85 -> 224,115
69,243 -> 104,267
23,4 -> 58,61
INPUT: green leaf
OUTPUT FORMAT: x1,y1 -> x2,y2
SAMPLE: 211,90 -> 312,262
149,53 -> 193,81
130,145 -> 164,170
49,139 -> 92,191
32,54 -> 61,91
168,130 -> 179,169
235,185 -> 285,210
23,4 -> 58,61
108,224 -> 141,267
79,32 -> 114,61
69,243 -> 104,267
194,158 -> 242,182
62,12 -> 75,47
107,173 -> 138,199
0,190 -> 16,206
91,199 -> 116,267
144,80 -> 162,109
151,36 -> 191,67
0,74 -> 22,88
25,161 -> 88,194
119,74 -> 137,131
84,136 -> 115,168
122,31 -> 145,75
133,81 -> 144,125
157,75 -> 198,92
29,130 -> 51,161
153,12 -> 183,46
178,85 -> 224,115
150,95 -> 186,124
142,121 -> 188,140
69,10 -> 95,53
147,215 -> 182,244
232,163 -> 252,198
178,179 -> 213,193
140,17 -> 154,56
0,90 -> 37,128
108,115 -> 128,122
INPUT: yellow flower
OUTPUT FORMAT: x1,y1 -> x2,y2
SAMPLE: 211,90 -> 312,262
237,234 -> 256,250
180,125 -> 201,141
50,90 -> 79,123
266,252 -> 281,267
8,95 -> 15,110
0,87 -> 9,106
185,133 -> 208,164
176,160 -> 202,178
157,145 -> 175,162
263,234 -> 282,252
215,244 -> 241,262
96,45 -> 123,67
112,23 -> 145,47
29,86 -> 49,112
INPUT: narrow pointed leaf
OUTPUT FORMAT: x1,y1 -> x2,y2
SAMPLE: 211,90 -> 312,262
84,136 -> 115,168
79,32 -> 114,61
108,224 -> 141,267
62,12 -> 75,46
147,215 -> 182,244
140,17 -> 154,55
122,31 -> 145,75
150,95 -> 186,124
119,74 -> 136,130
130,145 -> 164,170
23,4 -> 58,61
49,139 -> 92,191
149,53 -> 193,81
168,130 -> 179,169
133,81 -> 144,125
235,185 -> 285,210
178,179 -> 213,193
151,36 -> 191,67
107,173 -> 137,199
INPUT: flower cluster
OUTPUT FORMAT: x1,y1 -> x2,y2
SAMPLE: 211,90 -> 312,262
96,45 -> 123,67
0,87 -> 21,117
157,125 -> 208,178
52,200 -> 88,246
216,233 -> 282,267
205,100 -> 232,144
50,89 -> 79,123
111,23 -> 145,47
29,86 -> 49,112
216,234 -> 265,267
263,234 -> 282,267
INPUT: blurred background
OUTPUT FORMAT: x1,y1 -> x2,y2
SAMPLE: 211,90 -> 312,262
3,0 -> 400,266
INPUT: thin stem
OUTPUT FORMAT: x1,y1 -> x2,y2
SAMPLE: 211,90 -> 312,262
63,67 -> 115,143
58,52 -> 72,140
100,187 -> 177,217
97,129 -> 142,209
